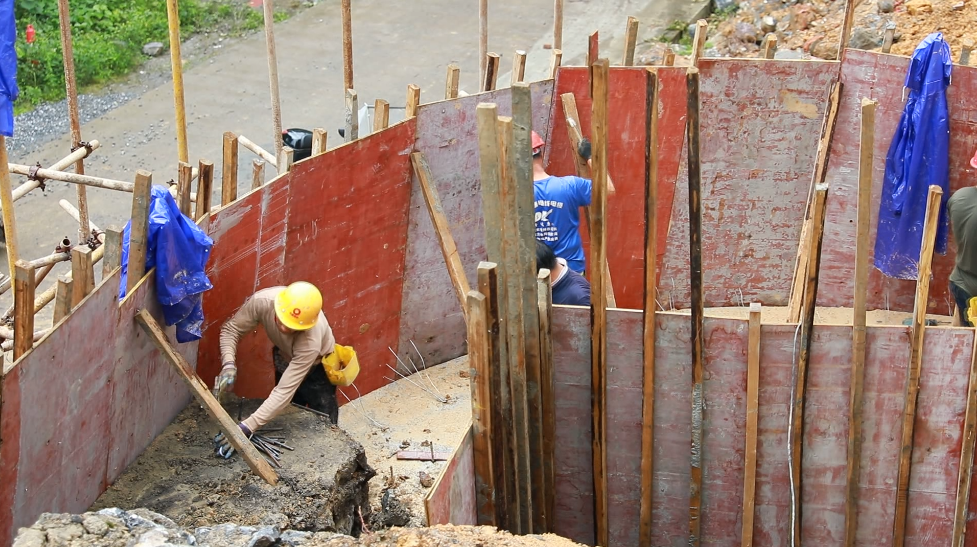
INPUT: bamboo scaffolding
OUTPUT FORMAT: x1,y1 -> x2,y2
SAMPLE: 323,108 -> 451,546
11,140 -> 101,202
8,163 -> 134,192
237,135 -> 278,168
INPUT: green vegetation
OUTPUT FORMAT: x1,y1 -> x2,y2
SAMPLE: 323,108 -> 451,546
14,0 -> 287,113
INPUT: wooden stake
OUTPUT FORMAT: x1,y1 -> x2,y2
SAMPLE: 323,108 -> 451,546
373,100 -> 390,131
177,161 -> 193,217
446,64 -> 461,99
882,26 -> 895,54
549,50 -> 563,80
687,66 -> 705,547
126,171 -> 153,295
588,31 -> 599,98
135,309 -> 279,484
195,160 -> 214,221
663,48 -> 675,66
263,0 -> 284,164
406,85 -> 421,119
57,0 -> 91,245
961,39 -> 974,66
467,289 -> 497,526
845,97 -> 876,547
742,302 -> 762,547
102,226 -> 123,279
892,185 -> 943,547
639,67 -> 660,547
13,260 -> 35,360
553,0 -> 564,50
70,246 -> 94,307
311,128 -> 327,156
479,0 -> 488,84
279,146 -> 294,174
221,132 -> 239,206
953,331 -> 977,547
53,277 -> 72,324
839,0 -> 857,58
762,34 -> 778,59
251,159 -> 266,190
412,152 -> 471,320
345,88 -> 359,142
511,51 -> 527,85
0,136 -> 18,278
484,53 -> 501,92
623,16 -> 639,66
341,0 -> 353,92
165,0 -> 189,163
591,58 -> 611,547
7,163 -> 135,192
691,20 -> 708,67
537,270 -> 555,534
237,135 -> 278,167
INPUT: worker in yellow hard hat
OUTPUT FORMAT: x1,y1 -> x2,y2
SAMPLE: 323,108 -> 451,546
213,282 -> 340,457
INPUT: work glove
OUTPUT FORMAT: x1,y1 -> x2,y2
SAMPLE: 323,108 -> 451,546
214,422 -> 252,459
213,362 -> 237,401
577,138 -> 592,161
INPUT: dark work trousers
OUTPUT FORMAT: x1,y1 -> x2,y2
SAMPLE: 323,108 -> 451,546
951,281 -> 975,328
273,347 -> 339,424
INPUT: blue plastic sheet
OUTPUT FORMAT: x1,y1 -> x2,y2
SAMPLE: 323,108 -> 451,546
0,0 -> 18,136
874,33 -> 952,279
119,186 -> 214,343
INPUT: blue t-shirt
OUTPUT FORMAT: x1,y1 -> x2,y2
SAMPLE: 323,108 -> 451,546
553,267 -> 591,306
534,175 -> 592,272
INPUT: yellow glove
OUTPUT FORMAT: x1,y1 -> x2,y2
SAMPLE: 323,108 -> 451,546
968,296 -> 977,326
322,344 -> 360,387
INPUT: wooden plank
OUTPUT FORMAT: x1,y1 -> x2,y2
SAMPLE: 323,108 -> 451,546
411,152 -> 470,320
177,161 -> 193,217
345,88 -> 359,142
690,20 -> 708,67
135,309 -> 279,485
484,53 -> 501,92
789,183 -> 829,547
787,82 -> 841,322
101,226 -> 123,279
639,67 -> 659,547
446,64 -> 461,99
538,270 -> 555,532
553,0 -> 563,50
839,0 -> 856,58
53,277 -> 72,324
13,260 -> 35,360
512,51 -> 527,86
195,160 -> 214,221
953,331 -> 977,547
341,0 -> 353,91
892,185 -> 943,547
591,58 -> 611,547
406,84 -> 421,119
467,290 -> 497,526
588,32 -> 598,98
396,450 -> 452,462
742,302 -> 762,547
374,100 -> 390,131
623,16 -> 639,66
221,132 -> 238,205
126,170 -> 153,295
311,128 -> 327,156
549,49 -> 563,80
70,246 -> 94,307
251,159 -> 265,190
686,66 -> 705,547
845,97 -> 876,547
762,34 -> 778,59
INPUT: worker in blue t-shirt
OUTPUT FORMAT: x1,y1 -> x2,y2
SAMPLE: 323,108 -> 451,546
536,240 -> 591,306
532,131 -> 615,274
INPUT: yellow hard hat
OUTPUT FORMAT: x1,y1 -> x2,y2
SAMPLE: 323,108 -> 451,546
274,282 -> 322,331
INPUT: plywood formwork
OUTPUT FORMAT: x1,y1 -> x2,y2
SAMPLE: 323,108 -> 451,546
425,425 -> 478,526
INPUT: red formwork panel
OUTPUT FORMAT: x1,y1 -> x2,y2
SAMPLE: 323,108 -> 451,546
545,67 -> 688,310
819,50 -> 977,312
425,425 -> 477,526
398,83 -> 554,367
285,121 -> 416,398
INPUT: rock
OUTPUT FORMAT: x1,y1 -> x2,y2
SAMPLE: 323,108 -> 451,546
811,38 -> 839,60
46,523 -> 85,543
142,42 -> 165,57
12,529 -> 45,547
760,16 -> 777,34
82,515 -> 110,536
878,0 -> 895,12
849,27 -> 882,50
280,530 -> 314,545
734,22 -> 760,43
714,0 -> 739,11
774,49 -> 805,59
953,1 -> 966,9
247,526 -> 281,547
419,471 -> 434,488
687,23 -> 698,39
905,0 -> 933,14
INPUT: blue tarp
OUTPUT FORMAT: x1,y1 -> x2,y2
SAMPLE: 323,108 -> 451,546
119,186 -> 214,343
0,0 -> 18,136
873,33 -> 952,279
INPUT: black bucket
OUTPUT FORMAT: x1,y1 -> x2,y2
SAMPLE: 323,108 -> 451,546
282,128 -> 314,162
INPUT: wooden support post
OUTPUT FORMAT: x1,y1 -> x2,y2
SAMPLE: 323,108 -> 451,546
588,31 -> 599,98
511,51 -> 527,86
839,0 -> 856,58
691,19 -> 708,67
195,160 -> 214,221
0,135 -> 18,278
70,246 -> 94,307
953,332 -> 977,547
537,270 -> 555,534
278,147 -> 294,174
126,171 -> 153,295
373,100 -> 390,131
177,162 -> 193,217
341,0 -> 353,92
845,97 -> 876,547
467,289 -> 497,526
412,152 -> 471,320
591,58 -> 611,547
892,185 -> 943,547
102,226 -> 123,279
762,34 -> 778,59
13,261 -> 35,360
961,39 -> 974,66
311,128 -> 327,156
663,48 -> 675,66
742,302 -> 762,547
553,0 -> 564,50
252,159 -> 266,190
787,82 -> 842,323
345,88 -> 359,142
686,66 -> 705,547
53,277 -> 72,324
549,50 -> 563,80
788,183 -> 829,547
135,309 -> 279,484
639,67 -> 659,547
165,0 -> 189,164
882,25 -> 895,54
446,64 -> 461,99
406,84 -> 421,119
221,132 -> 239,206
263,0 -> 284,163
483,53 -> 501,92
57,0 -> 91,245
480,0 -> 488,84
623,16 -> 639,66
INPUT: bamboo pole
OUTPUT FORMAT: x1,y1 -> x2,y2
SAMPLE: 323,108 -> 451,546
263,0 -> 284,167
0,136 -> 18,278
549,50 -> 563,80
742,302 -> 762,547
58,199 -> 102,237
341,0 -> 353,92
12,139 -> 101,202
373,100 -> 390,131
553,0 -> 563,50
687,66 -> 705,547
511,51 -> 527,86
480,0 -> 488,84
237,135 -> 278,167
57,0 -> 91,244
446,64 -> 461,99
221,131 -> 238,205
8,163 -> 134,192
251,159 -> 265,190
13,260 -> 35,360
26,253 -> 70,270
165,0 -> 189,163
623,16 -> 639,66
1,330 -> 48,352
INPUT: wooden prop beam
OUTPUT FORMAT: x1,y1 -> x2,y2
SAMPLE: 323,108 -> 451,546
690,20 -> 708,67
742,302 -> 762,547
345,89 -> 359,142
177,162 -> 193,216
892,185 -> 943,547
53,277 -> 72,324
467,289 -> 497,526
13,260 -> 35,360
762,34 -> 778,59
311,128 -> 327,156
8,163 -> 133,192
483,53 -> 501,92
126,171 -> 153,295
623,16 -> 639,66
165,0 -> 189,163
953,331 -> 977,547
57,0 -> 91,244
195,160 -> 214,220
479,0 -> 488,83
341,0 -> 353,92
639,67 -> 659,547
0,135 -> 18,278
221,132 -> 239,205
406,85 -> 421,119
839,0 -> 856,58
373,100 -> 390,131
102,226 -> 123,279
845,97 -> 876,546
135,309 -> 279,484
251,159 -> 265,190
537,270 -> 555,534
70,246 -> 94,307
549,50 -> 563,80
238,135 -> 278,168
553,0 -> 564,50
412,152 -> 470,320
511,51 -> 527,85
12,139 -> 101,202
446,64 -> 461,99
263,0 -> 284,165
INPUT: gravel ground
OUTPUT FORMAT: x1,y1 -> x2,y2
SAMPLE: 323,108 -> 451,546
8,93 -> 137,160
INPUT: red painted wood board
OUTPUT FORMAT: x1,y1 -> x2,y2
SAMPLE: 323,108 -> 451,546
398,82 -> 553,367
425,425 -> 477,526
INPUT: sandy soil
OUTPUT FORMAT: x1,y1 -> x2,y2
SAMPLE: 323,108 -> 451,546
668,304 -> 954,326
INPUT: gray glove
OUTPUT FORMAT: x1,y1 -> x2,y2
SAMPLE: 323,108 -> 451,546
214,422 -> 252,459
213,362 -> 237,401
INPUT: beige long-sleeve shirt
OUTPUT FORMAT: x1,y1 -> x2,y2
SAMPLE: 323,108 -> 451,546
219,287 -> 335,431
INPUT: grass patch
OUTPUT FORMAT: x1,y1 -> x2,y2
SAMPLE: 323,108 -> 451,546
14,0 -> 288,113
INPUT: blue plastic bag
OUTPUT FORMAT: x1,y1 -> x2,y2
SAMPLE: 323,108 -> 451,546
874,33 -> 952,279
0,1 -> 19,136
119,186 -> 214,342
